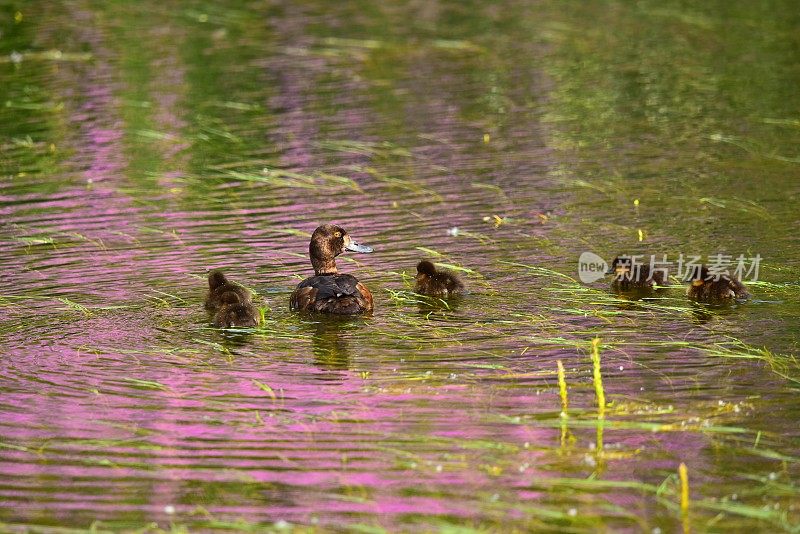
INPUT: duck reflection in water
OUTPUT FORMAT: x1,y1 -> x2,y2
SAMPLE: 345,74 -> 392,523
305,316 -> 360,370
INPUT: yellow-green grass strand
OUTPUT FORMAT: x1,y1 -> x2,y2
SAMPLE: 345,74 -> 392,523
679,462 -> 690,533
590,337 -> 606,418
556,360 -> 568,417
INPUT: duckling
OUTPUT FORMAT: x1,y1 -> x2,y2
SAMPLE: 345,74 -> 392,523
205,270 -> 253,310
414,260 -> 464,298
212,291 -> 260,328
290,224 -> 374,314
686,265 -> 750,304
607,256 -> 669,291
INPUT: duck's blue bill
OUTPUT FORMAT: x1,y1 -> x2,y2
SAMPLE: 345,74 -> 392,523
346,242 -> 373,253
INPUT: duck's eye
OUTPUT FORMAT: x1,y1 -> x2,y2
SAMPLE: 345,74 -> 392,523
334,231 -> 342,238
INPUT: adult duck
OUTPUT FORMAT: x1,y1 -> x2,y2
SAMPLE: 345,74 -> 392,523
290,224 -> 374,314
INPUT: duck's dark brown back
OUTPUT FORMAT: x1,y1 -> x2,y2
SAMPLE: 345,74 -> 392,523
213,302 -> 259,328
291,274 -> 373,314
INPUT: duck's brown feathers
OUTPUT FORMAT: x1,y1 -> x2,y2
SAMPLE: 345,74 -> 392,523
687,266 -> 750,303
290,224 -> 374,315
291,274 -> 373,314
205,270 -> 253,310
414,260 -> 464,298
213,300 -> 259,328
206,270 -> 260,328
609,257 -> 669,291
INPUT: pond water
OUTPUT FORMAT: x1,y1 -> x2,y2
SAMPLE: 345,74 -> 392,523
1,1 -> 799,531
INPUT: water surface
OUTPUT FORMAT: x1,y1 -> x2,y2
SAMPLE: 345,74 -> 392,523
1,1 -> 799,531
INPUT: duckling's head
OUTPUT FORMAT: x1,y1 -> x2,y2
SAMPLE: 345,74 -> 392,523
416,260 -> 437,277
686,265 -> 710,287
309,224 -> 373,274
208,270 -> 229,290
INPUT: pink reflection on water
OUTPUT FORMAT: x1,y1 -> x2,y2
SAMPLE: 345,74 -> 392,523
2,3 -> 777,532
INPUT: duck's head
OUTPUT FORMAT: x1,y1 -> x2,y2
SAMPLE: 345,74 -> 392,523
310,224 -> 373,274
416,260 -> 437,278
208,270 -> 229,290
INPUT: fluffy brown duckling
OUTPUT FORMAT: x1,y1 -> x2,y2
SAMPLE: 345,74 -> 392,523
686,265 -> 750,304
205,270 -> 253,310
290,224 -> 374,315
608,256 -> 669,291
212,291 -> 260,328
414,260 -> 464,298
205,270 -> 260,328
